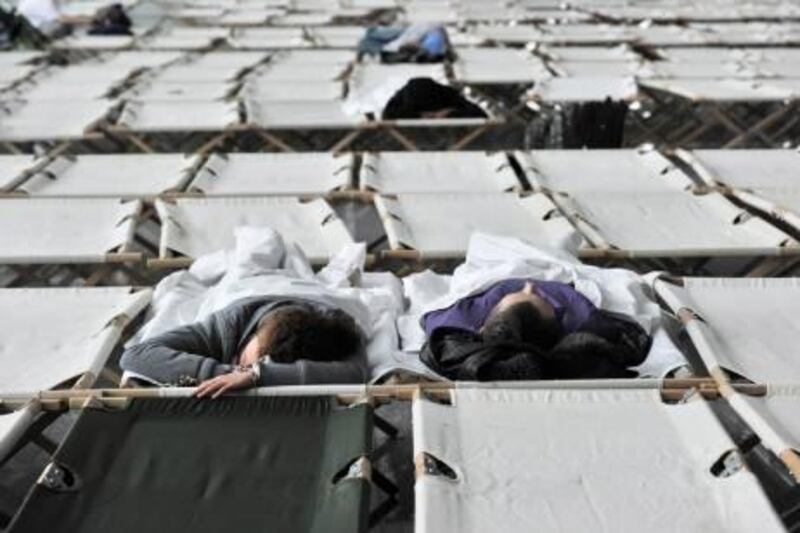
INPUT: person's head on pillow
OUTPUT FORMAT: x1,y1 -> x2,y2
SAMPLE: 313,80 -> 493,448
250,305 -> 363,364
481,282 -> 560,350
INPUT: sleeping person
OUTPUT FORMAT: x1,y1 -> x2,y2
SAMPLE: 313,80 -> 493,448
120,296 -> 366,397
382,77 -> 488,120
420,279 -> 651,381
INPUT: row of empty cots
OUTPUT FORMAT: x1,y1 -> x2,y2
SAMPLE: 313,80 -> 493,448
1,148 -> 799,263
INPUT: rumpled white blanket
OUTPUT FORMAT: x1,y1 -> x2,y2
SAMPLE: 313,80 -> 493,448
130,227 -> 435,382
398,233 -> 688,378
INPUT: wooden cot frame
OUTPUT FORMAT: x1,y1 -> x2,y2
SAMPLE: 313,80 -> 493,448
655,274 -> 800,481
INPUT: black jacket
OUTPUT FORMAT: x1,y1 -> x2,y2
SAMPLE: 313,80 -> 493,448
420,309 -> 651,381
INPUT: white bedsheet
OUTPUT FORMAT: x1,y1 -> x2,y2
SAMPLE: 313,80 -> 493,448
398,233 -> 687,378
132,227 -> 429,382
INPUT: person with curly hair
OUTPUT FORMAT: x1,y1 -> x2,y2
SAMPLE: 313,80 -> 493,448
120,297 -> 366,398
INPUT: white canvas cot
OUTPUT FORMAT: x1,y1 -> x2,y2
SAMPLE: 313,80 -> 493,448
115,100 -> 240,132
640,78 -> 796,102
0,287 -> 151,394
413,388 -> 784,533
654,277 -> 800,384
0,155 -> 39,191
187,152 -> 353,196
15,154 -> 197,198
374,192 -> 577,258
245,99 -> 365,129
360,152 -> 520,193
0,100 -> 110,142
554,190 -> 796,257
155,197 -> 355,263
528,76 -> 639,103
654,277 -> 800,477
679,149 -> 800,231
0,198 -> 141,263
516,149 -> 694,192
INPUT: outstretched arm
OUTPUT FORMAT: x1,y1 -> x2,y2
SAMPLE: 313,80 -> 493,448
257,353 -> 368,386
120,314 -> 234,385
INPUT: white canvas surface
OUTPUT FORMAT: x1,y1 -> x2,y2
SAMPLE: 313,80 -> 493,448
413,388 -> 783,533
0,287 -> 151,393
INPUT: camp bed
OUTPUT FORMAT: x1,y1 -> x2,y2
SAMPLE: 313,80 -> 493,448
153,196 -> 355,266
107,99 -> 241,152
655,276 -> 800,478
52,34 -> 135,51
139,33 -> 229,51
537,24 -> 637,45
0,286 -> 151,395
552,188 -> 798,259
229,27 -> 311,49
0,99 -> 111,146
7,395 -> 373,533
185,152 -> 353,196
309,26 -> 365,48
152,51 -> 269,82
451,49 -> 550,85
374,192 -> 577,259
0,155 -> 40,191
635,78 -> 800,148
527,76 -> 639,103
0,197 -> 142,268
360,151 -> 520,193
547,60 -> 646,78
413,388 -> 784,533
122,80 -> 234,101
241,79 -> 344,101
677,149 -> 800,234
9,154 -> 198,198
245,99 -> 366,130
272,11 -> 334,25
470,24 -> 543,44
538,45 -> 638,62
249,60 -> 350,82
515,148 -> 694,192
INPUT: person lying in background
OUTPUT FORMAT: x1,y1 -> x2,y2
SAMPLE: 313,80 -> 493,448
87,3 -> 131,35
420,279 -> 651,381
16,0 -> 88,37
120,296 -> 366,398
358,23 -> 452,63
382,77 -> 487,120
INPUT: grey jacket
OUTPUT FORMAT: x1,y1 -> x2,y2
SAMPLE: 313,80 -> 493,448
120,296 -> 368,386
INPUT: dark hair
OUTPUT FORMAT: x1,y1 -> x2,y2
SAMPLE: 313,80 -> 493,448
482,301 -> 561,350
256,306 -> 362,363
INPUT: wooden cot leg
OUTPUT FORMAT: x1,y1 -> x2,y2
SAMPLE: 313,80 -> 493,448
710,106 -> 776,147
83,265 -> 113,287
724,105 -> 793,148
0,411 -> 61,469
744,257 -> 797,277
374,413 -> 399,439
330,129 -> 363,154
383,127 -> 418,151
1,142 -> 23,154
123,133 -> 157,154
195,131 -> 233,155
257,130 -> 295,152
449,125 -> 491,150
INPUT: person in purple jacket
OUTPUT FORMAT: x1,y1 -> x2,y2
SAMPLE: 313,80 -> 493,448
420,279 -> 650,381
